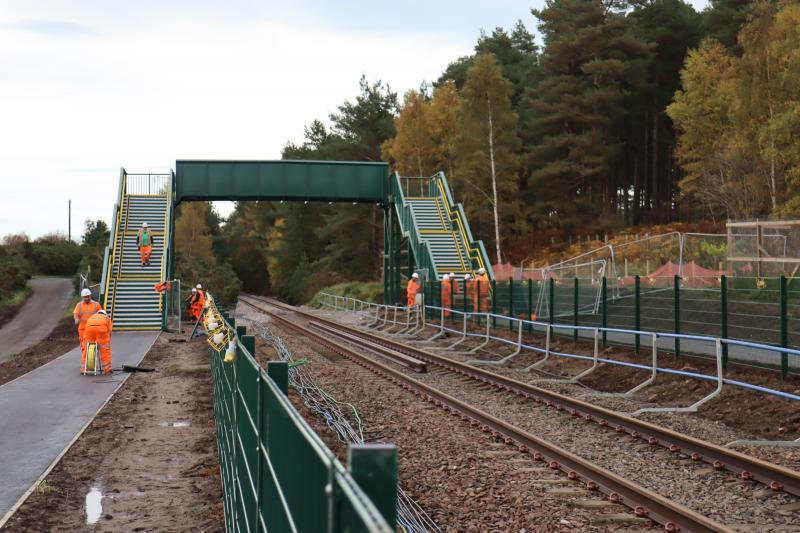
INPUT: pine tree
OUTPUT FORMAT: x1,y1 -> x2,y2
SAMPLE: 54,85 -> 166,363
525,0 -> 651,230
454,53 -> 521,264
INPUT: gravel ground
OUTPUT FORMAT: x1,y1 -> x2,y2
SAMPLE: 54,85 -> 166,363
309,306 -> 800,532
317,306 -> 800,471
237,301 -> 659,532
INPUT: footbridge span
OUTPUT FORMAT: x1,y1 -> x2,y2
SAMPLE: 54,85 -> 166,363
99,160 -> 493,330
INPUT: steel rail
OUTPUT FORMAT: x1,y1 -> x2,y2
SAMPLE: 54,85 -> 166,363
242,296 -> 728,533
241,295 -> 800,499
308,321 -> 427,373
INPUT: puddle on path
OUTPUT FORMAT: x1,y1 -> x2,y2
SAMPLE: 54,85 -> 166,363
160,420 -> 191,427
85,486 -> 102,524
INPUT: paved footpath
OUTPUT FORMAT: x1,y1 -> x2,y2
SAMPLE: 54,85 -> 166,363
0,277 -> 73,363
0,332 -> 160,522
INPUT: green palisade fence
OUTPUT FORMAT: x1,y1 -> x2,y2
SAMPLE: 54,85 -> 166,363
209,319 -> 395,533
416,275 -> 799,375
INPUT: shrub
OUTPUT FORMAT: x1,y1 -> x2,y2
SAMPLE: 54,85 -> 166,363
174,254 -> 242,308
0,247 -> 31,295
29,234 -> 81,276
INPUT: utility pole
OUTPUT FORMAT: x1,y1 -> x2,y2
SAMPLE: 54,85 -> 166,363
68,199 -> 71,241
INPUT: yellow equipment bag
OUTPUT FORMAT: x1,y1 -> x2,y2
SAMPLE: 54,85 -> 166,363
86,342 -> 98,373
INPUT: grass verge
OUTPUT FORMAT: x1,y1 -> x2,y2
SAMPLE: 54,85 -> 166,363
307,281 -> 383,307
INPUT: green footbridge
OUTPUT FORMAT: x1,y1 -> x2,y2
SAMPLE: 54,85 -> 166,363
100,160 -> 493,331
95,160 -> 491,531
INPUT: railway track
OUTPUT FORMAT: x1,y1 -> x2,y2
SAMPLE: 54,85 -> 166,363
239,295 -> 800,532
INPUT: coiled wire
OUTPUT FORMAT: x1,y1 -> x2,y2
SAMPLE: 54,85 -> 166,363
242,316 -> 442,533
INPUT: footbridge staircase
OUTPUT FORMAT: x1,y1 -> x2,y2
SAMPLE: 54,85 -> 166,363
390,172 -> 493,282
100,171 -> 174,330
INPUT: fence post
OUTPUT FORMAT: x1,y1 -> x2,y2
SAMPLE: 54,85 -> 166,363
601,277 -> 607,347
527,279 -> 533,334
267,361 -> 289,396
462,279 -> 467,319
236,325 -> 247,338
492,279 -> 497,329
450,279 -> 455,324
634,275 -> 641,354
548,277 -> 555,326
255,364 -> 264,530
674,274 -> 681,359
508,280 -> 514,331
781,275 -> 788,379
720,275 -> 728,369
573,277 -> 579,343
476,279 -> 481,326
348,444 -> 398,528
242,335 -> 256,357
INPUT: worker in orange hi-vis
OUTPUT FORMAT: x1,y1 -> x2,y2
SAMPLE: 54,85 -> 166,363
154,280 -> 170,293
406,273 -> 420,309
464,273 -> 478,313
195,284 -> 206,311
440,274 -> 452,318
136,222 -> 154,266
73,288 -> 102,361
477,267 -> 491,313
185,288 -> 200,321
83,309 -> 113,374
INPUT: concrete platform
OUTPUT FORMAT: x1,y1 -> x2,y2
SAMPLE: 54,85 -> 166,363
0,331 -> 160,521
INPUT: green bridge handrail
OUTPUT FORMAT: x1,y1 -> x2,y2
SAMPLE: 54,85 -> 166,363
390,172 -> 438,280
209,301 -> 395,532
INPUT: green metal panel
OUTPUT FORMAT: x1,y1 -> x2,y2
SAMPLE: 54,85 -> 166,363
208,299 -> 395,533
175,160 -> 389,204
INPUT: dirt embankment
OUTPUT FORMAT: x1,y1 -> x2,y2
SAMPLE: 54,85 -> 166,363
0,316 -> 76,387
3,333 -> 223,533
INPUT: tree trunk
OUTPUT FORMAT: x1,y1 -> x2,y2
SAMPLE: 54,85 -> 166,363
487,96 -> 502,265
652,113 -> 660,222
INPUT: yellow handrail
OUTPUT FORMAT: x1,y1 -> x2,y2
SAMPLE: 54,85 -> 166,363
434,178 -> 487,273
110,177 -> 132,318
103,173 -> 127,311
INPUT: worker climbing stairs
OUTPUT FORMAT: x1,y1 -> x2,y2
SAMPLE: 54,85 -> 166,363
390,172 -> 492,281
100,171 -> 173,330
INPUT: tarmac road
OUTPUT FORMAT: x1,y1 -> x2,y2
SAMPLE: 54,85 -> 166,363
0,277 -> 73,363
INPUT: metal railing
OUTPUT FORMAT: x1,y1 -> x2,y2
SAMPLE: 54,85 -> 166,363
431,172 -> 493,278
101,169 -> 126,310
208,298 -> 396,532
390,173 -> 438,279
317,292 -> 800,404
125,173 -> 170,196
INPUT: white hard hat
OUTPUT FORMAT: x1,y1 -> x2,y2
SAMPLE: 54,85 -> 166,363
478,268 -> 486,275
442,274 -> 449,280
192,288 -> 197,293
464,274 -> 472,279
196,284 -> 202,289
142,222 -> 148,228
411,273 -> 419,279
449,273 -> 455,278
97,309 -> 108,316
81,288 -> 92,297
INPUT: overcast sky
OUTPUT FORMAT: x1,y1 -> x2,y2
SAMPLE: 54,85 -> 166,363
1,0 -> 708,239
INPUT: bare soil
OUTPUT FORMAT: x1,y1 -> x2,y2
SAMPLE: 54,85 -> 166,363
449,321 -> 800,441
3,332 -> 223,533
0,316 -> 77,387
536,337 -> 800,441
